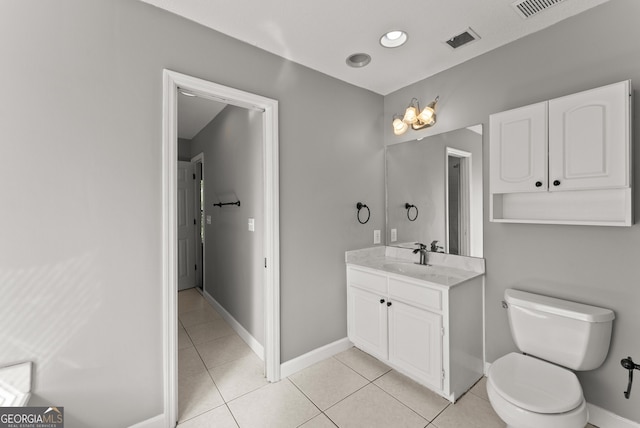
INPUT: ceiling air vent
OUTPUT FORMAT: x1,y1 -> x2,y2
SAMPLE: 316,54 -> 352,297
512,0 -> 566,19
445,28 -> 480,49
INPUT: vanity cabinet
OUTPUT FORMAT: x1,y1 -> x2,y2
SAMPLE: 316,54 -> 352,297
490,80 -> 632,226
346,265 -> 483,402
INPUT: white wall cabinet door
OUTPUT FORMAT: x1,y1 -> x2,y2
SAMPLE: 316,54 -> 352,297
388,300 -> 443,390
348,287 -> 388,360
548,80 -> 630,192
490,102 -> 548,194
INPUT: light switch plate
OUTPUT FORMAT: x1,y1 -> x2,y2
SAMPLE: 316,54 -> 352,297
206,215 -> 212,225
391,228 -> 397,242
248,218 -> 255,232
373,229 -> 381,244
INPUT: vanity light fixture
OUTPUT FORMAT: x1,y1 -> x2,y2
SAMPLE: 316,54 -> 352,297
392,96 -> 439,136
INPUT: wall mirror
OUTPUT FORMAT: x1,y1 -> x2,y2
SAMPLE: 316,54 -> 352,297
385,124 -> 483,257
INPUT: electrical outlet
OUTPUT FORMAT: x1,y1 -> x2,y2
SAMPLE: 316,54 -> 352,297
248,218 -> 255,232
373,229 -> 381,244
391,228 -> 397,242
206,215 -> 212,225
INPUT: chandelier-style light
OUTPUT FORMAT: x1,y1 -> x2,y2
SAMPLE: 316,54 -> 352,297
392,96 -> 439,136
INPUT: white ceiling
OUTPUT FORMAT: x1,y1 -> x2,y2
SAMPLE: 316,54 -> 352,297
177,92 -> 226,140
141,0 -> 608,96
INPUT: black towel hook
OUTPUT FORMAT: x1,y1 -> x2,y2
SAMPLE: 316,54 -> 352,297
405,203 -> 419,221
356,202 -> 370,224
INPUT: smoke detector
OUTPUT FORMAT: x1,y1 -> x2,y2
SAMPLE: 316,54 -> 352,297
511,0 -> 567,19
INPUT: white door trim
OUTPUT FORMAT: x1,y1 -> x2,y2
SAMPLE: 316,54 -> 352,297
161,69 -> 280,427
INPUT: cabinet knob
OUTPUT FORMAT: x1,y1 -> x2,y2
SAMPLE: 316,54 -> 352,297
553,180 -> 561,186
387,301 -> 392,307
380,299 -> 385,304
535,181 -> 543,187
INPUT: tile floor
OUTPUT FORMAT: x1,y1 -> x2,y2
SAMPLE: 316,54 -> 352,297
177,288 -> 598,428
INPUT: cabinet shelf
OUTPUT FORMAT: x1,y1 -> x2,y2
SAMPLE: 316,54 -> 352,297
491,188 -> 633,227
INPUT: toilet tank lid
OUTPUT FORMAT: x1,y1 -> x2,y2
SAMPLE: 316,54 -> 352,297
505,289 -> 615,323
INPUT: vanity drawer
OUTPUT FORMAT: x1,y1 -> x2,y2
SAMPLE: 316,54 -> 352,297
347,267 -> 387,295
388,277 -> 441,311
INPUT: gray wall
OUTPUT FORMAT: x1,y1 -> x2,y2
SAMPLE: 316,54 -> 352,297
0,0 -> 383,426
178,137 -> 192,161
190,105 -> 265,345
384,0 -> 640,422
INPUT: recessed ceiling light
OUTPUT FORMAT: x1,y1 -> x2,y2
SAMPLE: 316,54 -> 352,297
346,53 -> 371,68
380,30 -> 408,48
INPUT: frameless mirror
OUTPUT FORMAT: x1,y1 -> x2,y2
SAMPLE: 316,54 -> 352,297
385,125 -> 483,257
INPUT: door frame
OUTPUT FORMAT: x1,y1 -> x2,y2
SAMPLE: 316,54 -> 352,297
162,69 -> 280,426
444,147 -> 471,256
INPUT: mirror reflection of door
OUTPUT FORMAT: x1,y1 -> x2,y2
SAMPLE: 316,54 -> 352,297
446,148 -> 471,256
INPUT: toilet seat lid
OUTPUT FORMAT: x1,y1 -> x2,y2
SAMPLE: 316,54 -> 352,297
488,353 -> 583,414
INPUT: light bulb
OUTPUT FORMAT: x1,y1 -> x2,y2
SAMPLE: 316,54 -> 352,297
417,107 -> 434,124
403,106 -> 418,124
393,117 -> 408,135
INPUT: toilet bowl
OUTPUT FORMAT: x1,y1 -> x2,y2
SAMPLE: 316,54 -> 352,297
487,353 -> 587,428
487,289 -> 614,428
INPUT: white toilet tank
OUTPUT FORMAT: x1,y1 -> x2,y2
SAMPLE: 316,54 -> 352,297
504,289 -> 615,371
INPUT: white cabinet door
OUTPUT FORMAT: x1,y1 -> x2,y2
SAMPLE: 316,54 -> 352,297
388,300 -> 443,390
490,102 -> 548,194
348,287 -> 388,360
548,80 -> 630,191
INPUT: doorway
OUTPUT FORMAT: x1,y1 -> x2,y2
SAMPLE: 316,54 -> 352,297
162,70 -> 280,426
445,147 -> 472,256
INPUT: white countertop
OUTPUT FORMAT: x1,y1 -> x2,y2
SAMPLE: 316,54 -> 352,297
346,246 -> 485,288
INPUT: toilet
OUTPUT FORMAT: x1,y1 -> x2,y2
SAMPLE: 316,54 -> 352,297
487,289 -> 615,428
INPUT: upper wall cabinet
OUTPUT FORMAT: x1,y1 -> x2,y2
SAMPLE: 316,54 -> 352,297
490,80 -> 632,226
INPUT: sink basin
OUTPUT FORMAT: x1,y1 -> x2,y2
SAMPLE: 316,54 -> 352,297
382,261 -> 431,275
380,261 -> 470,285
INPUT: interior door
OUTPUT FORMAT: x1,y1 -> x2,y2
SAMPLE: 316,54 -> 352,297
177,161 -> 195,291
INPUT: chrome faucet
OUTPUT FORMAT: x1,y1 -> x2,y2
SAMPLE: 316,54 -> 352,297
430,240 -> 443,252
413,243 -> 429,265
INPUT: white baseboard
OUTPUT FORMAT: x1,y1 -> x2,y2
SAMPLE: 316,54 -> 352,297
485,361 -> 639,428
280,337 -> 352,379
587,403 -> 640,428
202,290 -> 264,361
128,413 -> 166,428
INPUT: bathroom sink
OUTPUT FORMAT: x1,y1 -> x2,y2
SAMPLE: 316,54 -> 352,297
382,261 -> 431,275
380,261 -> 470,285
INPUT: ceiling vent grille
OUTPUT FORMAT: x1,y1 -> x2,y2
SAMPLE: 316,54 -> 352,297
512,0 -> 566,18
445,28 -> 480,49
